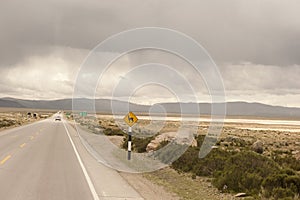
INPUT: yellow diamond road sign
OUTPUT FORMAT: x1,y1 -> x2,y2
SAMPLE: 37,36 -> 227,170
124,112 -> 138,127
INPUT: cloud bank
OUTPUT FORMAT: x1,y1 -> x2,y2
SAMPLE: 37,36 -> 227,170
1,0 -> 299,106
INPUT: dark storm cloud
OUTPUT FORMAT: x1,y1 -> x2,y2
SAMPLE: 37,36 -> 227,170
1,0 -> 300,67
1,0 -> 300,106
0,0 -> 117,66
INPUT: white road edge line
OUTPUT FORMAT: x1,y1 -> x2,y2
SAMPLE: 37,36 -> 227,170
62,120 -> 100,200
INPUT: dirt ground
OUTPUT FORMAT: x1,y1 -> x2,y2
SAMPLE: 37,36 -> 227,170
120,167 -> 242,200
120,170 -> 180,200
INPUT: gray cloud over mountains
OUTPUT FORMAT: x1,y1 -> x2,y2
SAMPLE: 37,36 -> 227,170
1,0 -> 300,106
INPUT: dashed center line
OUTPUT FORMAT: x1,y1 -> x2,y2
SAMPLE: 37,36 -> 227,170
0,155 -> 11,165
20,143 -> 26,148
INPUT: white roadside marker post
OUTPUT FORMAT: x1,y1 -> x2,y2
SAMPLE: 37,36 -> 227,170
128,126 -> 132,160
123,112 -> 138,161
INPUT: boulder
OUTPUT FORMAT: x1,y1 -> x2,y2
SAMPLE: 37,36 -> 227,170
146,131 -> 196,152
146,140 -> 160,152
292,150 -> 299,155
252,140 -> 264,154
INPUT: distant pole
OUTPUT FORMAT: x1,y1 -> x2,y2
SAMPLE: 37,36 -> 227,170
128,126 -> 132,160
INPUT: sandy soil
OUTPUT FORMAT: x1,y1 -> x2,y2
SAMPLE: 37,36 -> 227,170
120,171 -> 180,200
108,135 -> 124,147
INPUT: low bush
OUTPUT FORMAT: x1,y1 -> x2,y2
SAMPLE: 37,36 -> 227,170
262,173 -> 300,199
0,119 -> 16,128
153,143 -> 189,164
103,128 -> 125,136
212,151 -> 279,195
272,153 -> 300,171
122,135 -> 154,153
172,135 -> 234,176
171,135 -> 300,199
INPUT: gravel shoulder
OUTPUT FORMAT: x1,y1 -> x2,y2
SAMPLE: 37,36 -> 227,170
120,170 -> 180,200
121,167 -> 239,200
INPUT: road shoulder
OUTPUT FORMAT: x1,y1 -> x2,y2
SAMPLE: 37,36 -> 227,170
64,121 -> 144,200
120,172 -> 180,200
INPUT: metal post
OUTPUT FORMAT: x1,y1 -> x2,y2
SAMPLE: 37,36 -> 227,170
127,126 -> 132,160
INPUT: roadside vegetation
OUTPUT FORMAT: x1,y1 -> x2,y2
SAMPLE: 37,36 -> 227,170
0,119 -> 18,128
0,111 -> 50,129
103,127 -> 125,136
122,134 -> 155,153
82,118 -> 300,200
172,135 -> 300,199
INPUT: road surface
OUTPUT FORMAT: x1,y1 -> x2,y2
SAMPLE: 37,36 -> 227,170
0,115 -> 143,200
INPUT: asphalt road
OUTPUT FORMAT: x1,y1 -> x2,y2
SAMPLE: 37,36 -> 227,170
0,116 -> 143,200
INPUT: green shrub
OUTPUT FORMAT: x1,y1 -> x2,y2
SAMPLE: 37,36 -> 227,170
285,175 -> 300,193
194,149 -> 233,177
196,134 -> 206,146
273,154 -> 300,171
122,135 -> 154,153
271,187 -> 294,200
280,168 -> 296,176
213,151 -> 280,195
170,134 -> 300,199
172,135 -> 228,175
153,143 -> 188,164
171,146 -> 199,172
262,173 -> 299,197
0,119 -> 16,128
103,128 -> 125,136
172,144 -> 234,176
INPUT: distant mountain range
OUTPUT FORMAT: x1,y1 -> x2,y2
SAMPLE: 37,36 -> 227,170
1,97 -> 300,119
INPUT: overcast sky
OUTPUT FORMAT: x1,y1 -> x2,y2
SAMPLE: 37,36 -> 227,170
1,0 -> 300,107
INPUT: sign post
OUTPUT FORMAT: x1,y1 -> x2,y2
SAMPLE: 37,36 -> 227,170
127,126 -> 132,160
123,112 -> 138,160
79,111 -> 87,117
